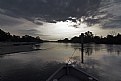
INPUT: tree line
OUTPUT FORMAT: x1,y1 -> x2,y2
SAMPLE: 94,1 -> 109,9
58,31 -> 121,44
0,29 -> 43,43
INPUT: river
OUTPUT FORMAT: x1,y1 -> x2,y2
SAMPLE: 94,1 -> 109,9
0,43 -> 121,81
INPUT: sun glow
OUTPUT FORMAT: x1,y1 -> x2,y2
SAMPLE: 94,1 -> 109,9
54,21 -> 76,33
36,20 -> 96,40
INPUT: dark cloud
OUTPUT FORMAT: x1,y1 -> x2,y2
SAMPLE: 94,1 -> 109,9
0,14 -> 24,26
102,18 -> 121,29
0,0 -> 101,24
98,0 -> 121,28
0,0 -> 121,29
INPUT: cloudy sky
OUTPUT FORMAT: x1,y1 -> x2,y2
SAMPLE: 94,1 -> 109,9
0,0 -> 121,40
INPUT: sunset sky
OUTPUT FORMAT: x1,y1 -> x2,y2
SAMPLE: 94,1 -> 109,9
0,0 -> 121,40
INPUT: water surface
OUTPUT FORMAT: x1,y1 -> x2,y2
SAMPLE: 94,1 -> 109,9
0,43 -> 121,81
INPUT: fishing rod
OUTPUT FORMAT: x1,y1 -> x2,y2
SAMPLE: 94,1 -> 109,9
67,33 -> 84,64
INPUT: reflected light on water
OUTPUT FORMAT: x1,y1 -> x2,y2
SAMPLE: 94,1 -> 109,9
0,43 -> 121,81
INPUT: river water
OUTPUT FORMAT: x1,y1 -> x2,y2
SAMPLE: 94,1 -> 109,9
0,43 -> 121,81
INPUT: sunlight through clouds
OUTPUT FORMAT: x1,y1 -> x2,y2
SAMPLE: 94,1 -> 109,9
1,0 -> 121,40
36,20 -> 90,40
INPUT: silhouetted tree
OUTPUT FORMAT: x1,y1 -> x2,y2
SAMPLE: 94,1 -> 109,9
0,29 -> 12,41
0,29 -> 43,43
58,31 -> 121,44
115,33 -> 121,44
11,35 -> 21,42
84,31 -> 94,43
71,36 -> 80,43
93,36 -> 101,43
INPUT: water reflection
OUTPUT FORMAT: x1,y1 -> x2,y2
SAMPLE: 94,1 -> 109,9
0,43 -> 121,81
106,45 -> 121,56
33,43 -> 41,50
85,46 -> 93,56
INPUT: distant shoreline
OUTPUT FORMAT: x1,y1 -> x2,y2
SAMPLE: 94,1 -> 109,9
0,42 -> 41,55
0,49 -> 41,55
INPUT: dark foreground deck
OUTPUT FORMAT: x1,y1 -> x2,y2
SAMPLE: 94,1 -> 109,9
59,75 -> 80,81
46,64 -> 98,81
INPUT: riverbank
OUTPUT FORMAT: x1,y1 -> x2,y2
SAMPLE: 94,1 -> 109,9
0,42 -> 41,55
